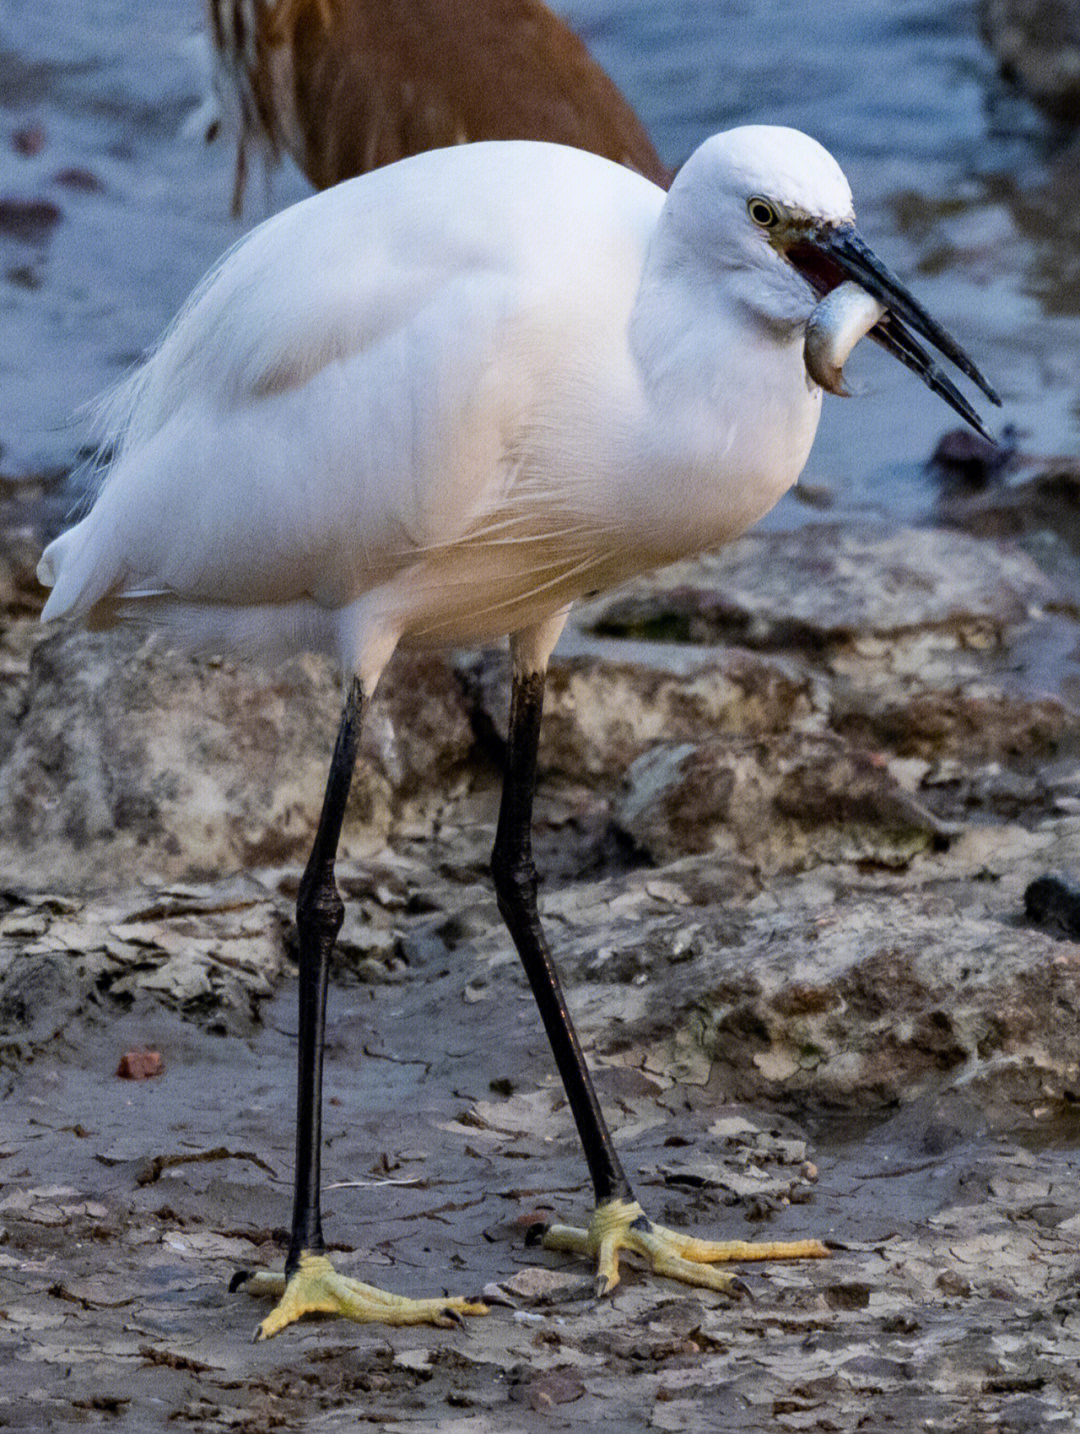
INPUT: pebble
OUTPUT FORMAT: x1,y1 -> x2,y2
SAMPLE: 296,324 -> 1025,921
1024,873 -> 1080,940
115,1050 -> 164,1081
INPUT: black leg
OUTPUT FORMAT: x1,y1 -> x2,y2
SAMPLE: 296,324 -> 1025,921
287,676 -> 368,1274
491,666 -> 632,1206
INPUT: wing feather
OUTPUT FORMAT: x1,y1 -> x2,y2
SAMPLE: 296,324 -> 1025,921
40,142 -> 663,628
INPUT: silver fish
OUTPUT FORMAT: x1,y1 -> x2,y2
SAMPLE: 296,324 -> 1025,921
804,280 -> 886,397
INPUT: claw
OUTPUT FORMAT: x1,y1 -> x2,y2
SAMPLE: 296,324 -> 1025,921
542,1197 -> 829,1296
236,1251 -> 489,1337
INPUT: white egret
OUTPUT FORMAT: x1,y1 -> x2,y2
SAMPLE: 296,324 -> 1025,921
38,126 -> 998,1338
196,0 -> 669,214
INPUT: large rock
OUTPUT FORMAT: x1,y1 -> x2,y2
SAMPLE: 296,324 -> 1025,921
0,626 -> 475,889
509,840 -> 1080,1123
581,524 -> 1060,651
459,643 -> 814,778
981,0 -> 1080,120
616,731 -> 948,870
5,519 -> 1080,894
831,685 -> 1069,765
572,524 -> 1080,827
0,472 -> 66,617
938,459 -> 1080,562
0,877 -> 285,1043
694,883 -> 1080,1119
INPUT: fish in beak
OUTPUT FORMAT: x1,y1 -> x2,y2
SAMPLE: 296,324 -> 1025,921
786,222 -> 1001,441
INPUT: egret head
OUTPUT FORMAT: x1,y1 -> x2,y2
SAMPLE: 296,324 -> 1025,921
670,126 -> 999,437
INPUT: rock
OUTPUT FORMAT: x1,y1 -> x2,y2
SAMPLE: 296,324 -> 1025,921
0,540 -> 44,618
672,883 -> 1080,1117
516,829 -> 1080,1123
459,644 -> 813,778
500,1265 -> 585,1305
927,426 -> 1017,491
52,168 -> 105,193
115,1050 -> 163,1080
0,879 -> 287,1037
830,687 -> 1069,780
938,459 -> 1080,556
512,1368 -> 586,1410
8,516 -> 1074,899
0,196 -> 62,243
616,731 -> 949,870
981,0 -> 1080,121
0,627 -> 475,888
0,523 -> 53,617
568,525 -> 1080,832
12,125 -> 46,157
579,524 -> 1059,651
1024,872 -> 1080,937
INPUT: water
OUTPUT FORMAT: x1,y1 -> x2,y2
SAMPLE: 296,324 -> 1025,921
1,0 -> 1078,522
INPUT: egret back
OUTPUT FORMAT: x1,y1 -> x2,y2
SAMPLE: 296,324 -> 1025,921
39,143 -> 666,642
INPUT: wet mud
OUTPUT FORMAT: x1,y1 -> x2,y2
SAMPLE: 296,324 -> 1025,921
7,506 -> 1080,1427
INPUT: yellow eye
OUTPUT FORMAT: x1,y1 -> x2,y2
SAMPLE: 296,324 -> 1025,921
748,197 -> 779,229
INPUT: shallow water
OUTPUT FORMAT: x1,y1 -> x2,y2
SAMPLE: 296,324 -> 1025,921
0,0 -> 1077,520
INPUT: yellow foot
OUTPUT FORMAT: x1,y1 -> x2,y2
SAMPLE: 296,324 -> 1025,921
232,1252 -> 489,1339
541,1197 -> 830,1296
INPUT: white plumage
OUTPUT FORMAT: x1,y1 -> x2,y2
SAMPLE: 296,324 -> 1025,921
39,128 -> 852,687
37,123 -> 998,1337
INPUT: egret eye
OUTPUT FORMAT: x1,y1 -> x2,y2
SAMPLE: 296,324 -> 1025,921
748,197 -> 780,229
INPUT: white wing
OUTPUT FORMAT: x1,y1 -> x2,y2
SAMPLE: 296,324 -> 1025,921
40,142 -> 662,626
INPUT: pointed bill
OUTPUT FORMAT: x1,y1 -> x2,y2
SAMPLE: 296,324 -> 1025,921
787,222 -> 1000,439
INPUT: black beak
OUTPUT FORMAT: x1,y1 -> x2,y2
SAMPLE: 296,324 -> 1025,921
787,223 -> 1001,442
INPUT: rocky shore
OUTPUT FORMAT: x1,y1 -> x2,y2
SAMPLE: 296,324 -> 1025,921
981,0 -> 1080,122
2,451 -> 1080,1430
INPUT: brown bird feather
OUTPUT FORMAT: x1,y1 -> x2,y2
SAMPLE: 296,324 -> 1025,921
206,0 -> 669,214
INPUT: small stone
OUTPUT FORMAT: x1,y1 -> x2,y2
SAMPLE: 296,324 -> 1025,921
514,1209 -> 551,1230
825,1282 -> 871,1310
936,1269 -> 972,1298
501,1265 -> 583,1304
1024,874 -> 1080,940
394,1348 -> 434,1373
752,1048 -> 800,1083
12,124 -> 46,156
928,426 -> 1012,490
52,167 -> 104,192
522,1370 -> 585,1410
0,196 -> 61,242
645,879 -> 690,905
481,1282 -> 518,1307
116,1050 -> 164,1081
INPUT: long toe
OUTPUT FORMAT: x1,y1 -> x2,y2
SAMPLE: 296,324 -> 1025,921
236,1252 -> 488,1339
542,1198 -> 829,1296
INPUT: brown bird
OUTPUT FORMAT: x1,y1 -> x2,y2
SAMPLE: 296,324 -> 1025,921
198,0 -> 670,214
